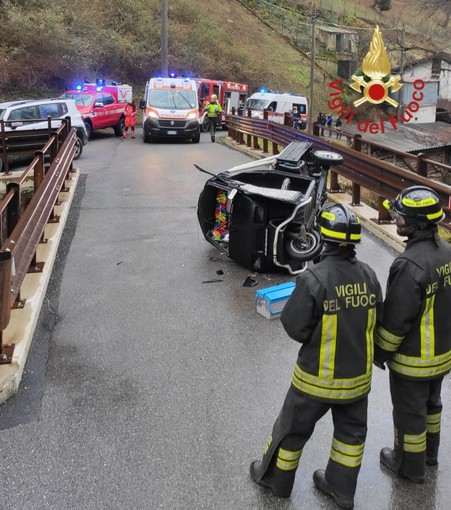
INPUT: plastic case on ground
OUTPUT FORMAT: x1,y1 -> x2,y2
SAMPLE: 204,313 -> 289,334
255,281 -> 296,319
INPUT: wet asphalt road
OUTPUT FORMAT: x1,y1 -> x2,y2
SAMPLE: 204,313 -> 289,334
0,128 -> 449,510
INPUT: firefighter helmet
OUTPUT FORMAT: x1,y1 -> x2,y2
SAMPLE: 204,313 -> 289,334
211,94 -> 218,100
383,186 -> 444,225
319,203 -> 361,244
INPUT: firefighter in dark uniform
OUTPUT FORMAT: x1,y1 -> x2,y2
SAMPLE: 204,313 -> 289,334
374,185 -> 451,483
250,203 -> 383,510
204,94 -> 223,142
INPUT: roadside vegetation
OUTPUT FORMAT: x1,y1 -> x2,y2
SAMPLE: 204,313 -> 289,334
0,0 -> 449,120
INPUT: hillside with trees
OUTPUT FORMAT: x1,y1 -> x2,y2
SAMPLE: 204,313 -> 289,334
1,0 -> 450,118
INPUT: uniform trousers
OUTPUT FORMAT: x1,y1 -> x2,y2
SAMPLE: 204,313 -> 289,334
253,386 -> 368,498
389,371 -> 443,478
208,116 -> 218,136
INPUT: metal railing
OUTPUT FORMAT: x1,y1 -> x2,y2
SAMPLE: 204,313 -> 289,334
0,120 -> 76,363
226,110 -> 451,230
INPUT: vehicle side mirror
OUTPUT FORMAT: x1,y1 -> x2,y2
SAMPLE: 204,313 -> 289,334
94,102 -> 103,108
139,99 -> 146,110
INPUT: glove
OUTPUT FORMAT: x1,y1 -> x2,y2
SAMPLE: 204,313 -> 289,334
373,359 -> 386,370
373,344 -> 388,370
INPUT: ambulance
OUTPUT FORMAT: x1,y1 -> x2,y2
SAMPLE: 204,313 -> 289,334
245,91 -> 308,124
140,76 -> 200,143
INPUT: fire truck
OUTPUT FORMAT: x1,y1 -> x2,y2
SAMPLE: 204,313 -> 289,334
194,78 -> 248,132
61,80 -> 132,139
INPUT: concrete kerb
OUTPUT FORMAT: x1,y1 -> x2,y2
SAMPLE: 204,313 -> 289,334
220,136 -> 406,254
0,168 -> 80,405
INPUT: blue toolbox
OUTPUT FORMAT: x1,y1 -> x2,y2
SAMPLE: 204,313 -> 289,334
255,281 -> 296,319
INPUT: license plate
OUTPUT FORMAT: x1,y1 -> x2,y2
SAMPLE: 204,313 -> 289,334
167,130 -> 177,135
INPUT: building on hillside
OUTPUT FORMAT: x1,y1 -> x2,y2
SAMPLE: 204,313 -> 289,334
316,25 -> 359,80
393,52 -> 451,124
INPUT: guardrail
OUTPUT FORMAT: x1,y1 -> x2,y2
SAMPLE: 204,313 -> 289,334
226,111 -> 451,231
0,120 -> 76,363
0,118 -> 73,174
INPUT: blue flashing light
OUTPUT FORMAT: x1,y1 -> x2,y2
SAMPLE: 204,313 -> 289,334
96,78 -> 105,87
96,86 -> 102,92
75,84 -> 82,91
169,71 -> 177,78
259,88 -> 267,93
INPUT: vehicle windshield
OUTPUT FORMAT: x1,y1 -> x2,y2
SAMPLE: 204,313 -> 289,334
60,93 -> 94,107
245,99 -> 270,110
148,89 -> 197,109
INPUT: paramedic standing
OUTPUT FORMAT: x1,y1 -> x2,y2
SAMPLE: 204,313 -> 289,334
250,203 -> 383,510
123,99 -> 137,139
204,94 -> 223,142
374,185 -> 451,484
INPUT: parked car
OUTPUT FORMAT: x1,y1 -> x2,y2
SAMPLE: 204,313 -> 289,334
0,98 -> 88,162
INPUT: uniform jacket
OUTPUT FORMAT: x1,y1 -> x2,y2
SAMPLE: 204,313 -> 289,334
204,101 -> 222,118
124,103 -> 137,126
375,229 -> 451,380
281,246 -> 383,403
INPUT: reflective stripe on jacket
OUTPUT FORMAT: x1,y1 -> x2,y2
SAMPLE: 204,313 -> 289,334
375,229 -> 451,380
281,246 -> 383,403
204,101 -> 222,118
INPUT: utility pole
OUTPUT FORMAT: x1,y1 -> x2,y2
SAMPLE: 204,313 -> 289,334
396,24 -> 406,117
161,0 -> 168,77
308,10 -> 317,134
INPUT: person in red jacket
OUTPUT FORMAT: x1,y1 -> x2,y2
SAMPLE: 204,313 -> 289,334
123,99 -> 137,139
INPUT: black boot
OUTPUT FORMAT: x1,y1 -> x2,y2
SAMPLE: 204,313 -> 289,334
380,448 -> 424,483
249,461 -> 290,498
313,469 -> 354,509
211,135 -> 215,142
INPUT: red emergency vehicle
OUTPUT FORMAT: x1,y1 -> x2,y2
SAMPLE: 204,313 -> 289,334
61,80 -> 132,139
194,78 -> 248,132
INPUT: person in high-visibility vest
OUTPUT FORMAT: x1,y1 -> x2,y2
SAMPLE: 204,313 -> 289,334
203,94 -> 223,142
123,99 -> 137,139
250,203 -> 383,509
375,186 -> 451,484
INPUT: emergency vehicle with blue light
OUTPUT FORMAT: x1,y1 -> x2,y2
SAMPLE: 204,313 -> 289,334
61,80 -> 132,139
194,78 -> 249,132
139,76 -> 200,143
245,91 -> 308,124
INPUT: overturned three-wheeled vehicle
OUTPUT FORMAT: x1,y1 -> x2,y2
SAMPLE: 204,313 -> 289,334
196,141 -> 344,275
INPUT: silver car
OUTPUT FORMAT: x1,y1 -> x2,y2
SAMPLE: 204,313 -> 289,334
0,98 -> 88,163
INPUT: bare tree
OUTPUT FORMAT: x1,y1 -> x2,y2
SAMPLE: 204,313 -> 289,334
421,0 -> 451,26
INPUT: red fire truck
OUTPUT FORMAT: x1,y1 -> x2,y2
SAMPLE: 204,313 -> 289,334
61,80 -> 132,139
194,78 -> 248,132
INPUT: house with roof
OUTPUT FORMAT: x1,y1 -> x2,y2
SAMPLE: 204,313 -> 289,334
394,52 -> 451,123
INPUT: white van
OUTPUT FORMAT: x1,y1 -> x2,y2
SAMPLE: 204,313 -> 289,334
245,92 -> 308,124
140,77 -> 200,143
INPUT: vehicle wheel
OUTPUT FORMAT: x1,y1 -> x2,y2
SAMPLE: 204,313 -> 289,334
192,131 -> 200,143
310,150 -> 343,166
143,131 -> 153,143
74,137 -> 83,160
284,227 -> 322,262
114,117 -> 125,136
201,116 -> 209,132
84,121 -> 92,140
